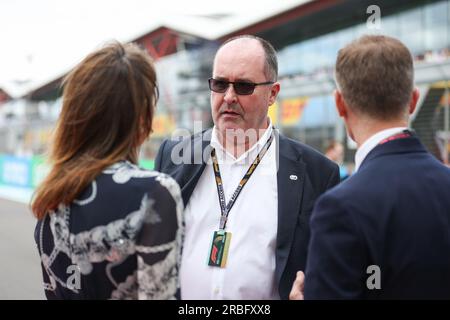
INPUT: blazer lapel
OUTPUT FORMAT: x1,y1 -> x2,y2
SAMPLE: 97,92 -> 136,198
275,133 -> 306,283
180,129 -> 212,205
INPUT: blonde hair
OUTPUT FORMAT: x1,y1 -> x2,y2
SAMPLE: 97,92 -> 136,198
335,35 -> 414,120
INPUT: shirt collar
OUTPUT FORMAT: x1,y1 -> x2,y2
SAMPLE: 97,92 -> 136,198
210,119 -> 273,164
354,127 -> 408,172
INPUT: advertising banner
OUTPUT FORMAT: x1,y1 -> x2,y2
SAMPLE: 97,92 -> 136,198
31,155 -> 50,188
1,156 -> 31,188
281,97 -> 308,126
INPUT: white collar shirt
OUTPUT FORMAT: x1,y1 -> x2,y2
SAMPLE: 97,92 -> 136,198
354,127 -> 408,172
180,122 -> 279,300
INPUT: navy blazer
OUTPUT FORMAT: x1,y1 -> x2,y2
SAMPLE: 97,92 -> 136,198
305,135 -> 450,299
155,128 -> 339,299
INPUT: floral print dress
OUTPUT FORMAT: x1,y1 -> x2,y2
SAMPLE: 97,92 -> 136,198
35,161 -> 183,299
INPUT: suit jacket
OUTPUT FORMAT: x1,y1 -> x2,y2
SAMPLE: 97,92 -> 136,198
304,134 -> 450,299
155,128 -> 339,299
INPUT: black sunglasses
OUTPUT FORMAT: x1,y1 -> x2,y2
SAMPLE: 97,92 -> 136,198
208,78 -> 274,95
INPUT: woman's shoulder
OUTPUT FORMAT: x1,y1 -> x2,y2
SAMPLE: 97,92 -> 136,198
100,161 -> 181,199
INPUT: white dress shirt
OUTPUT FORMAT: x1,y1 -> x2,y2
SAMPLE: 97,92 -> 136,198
354,127 -> 408,172
180,122 -> 279,300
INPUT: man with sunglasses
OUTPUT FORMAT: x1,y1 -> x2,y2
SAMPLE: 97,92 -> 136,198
155,35 -> 339,299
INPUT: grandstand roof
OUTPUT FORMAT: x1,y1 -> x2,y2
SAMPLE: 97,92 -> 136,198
21,0 -> 309,100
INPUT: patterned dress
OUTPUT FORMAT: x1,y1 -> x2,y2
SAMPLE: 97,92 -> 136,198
34,161 -> 183,299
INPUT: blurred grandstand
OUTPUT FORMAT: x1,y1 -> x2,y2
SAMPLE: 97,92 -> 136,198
0,0 -> 449,198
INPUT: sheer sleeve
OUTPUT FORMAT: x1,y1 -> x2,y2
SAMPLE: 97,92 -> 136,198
135,174 -> 184,299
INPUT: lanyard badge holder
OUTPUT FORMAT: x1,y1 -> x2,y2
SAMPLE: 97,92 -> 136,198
207,133 -> 273,268
208,229 -> 232,268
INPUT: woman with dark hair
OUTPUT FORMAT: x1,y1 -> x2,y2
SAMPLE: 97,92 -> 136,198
32,42 -> 183,299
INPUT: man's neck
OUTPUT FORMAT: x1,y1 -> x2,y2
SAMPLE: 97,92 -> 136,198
218,121 -> 270,158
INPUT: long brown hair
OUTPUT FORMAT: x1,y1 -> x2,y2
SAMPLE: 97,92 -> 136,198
32,41 -> 158,219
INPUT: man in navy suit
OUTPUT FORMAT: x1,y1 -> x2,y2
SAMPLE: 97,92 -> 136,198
290,35 -> 450,300
155,35 -> 339,299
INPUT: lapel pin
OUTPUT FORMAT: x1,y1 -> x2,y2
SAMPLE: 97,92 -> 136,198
289,175 -> 298,181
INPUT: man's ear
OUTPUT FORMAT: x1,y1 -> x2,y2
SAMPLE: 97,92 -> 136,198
268,82 -> 281,106
409,88 -> 420,115
335,90 -> 347,118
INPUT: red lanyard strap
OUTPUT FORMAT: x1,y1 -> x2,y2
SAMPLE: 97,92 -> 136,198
379,130 -> 412,145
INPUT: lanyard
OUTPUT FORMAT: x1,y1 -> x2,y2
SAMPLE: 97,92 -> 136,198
379,130 -> 412,145
211,133 -> 274,230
